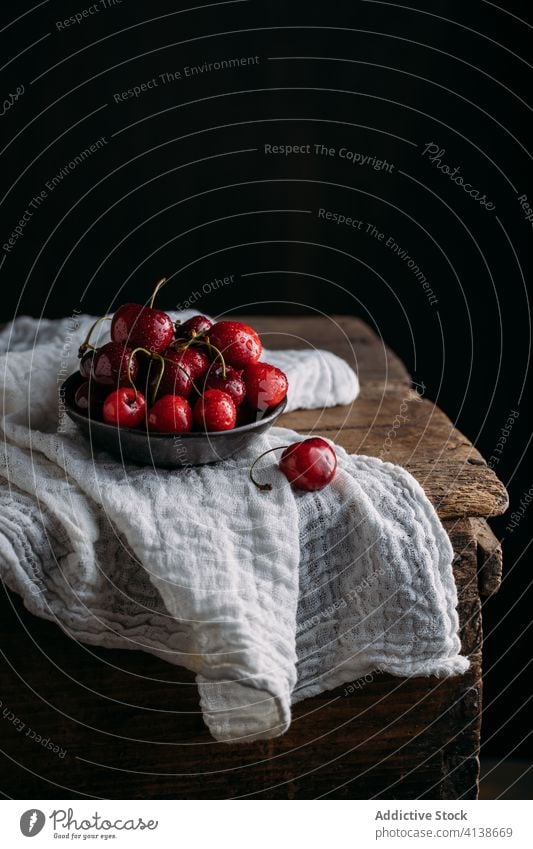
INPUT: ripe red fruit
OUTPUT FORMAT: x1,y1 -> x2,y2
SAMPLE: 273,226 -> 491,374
175,315 -> 213,340
205,364 -> 246,406
74,380 -> 108,416
102,387 -> 146,428
147,395 -> 193,433
112,304 -> 174,355
110,303 -> 142,344
174,347 -> 210,381
208,321 -> 262,368
193,389 -> 236,432
279,438 -> 337,491
245,362 -> 288,411
155,349 -> 193,397
91,342 -> 138,386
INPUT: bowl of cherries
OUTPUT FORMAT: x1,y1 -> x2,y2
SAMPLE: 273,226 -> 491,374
62,278 -> 288,467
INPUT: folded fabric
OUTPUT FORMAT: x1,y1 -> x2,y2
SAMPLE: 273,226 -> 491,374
0,315 -> 468,742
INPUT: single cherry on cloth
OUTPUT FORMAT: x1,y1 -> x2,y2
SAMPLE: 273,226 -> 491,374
111,277 -> 174,354
207,321 -> 262,368
245,362 -> 288,411
250,438 -> 337,492
280,438 -> 337,491
193,389 -> 236,432
147,395 -> 193,433
102,387 -> 147,428
91,342 -> 139,386
205,364 -> 246,406
175,315 -> 213,340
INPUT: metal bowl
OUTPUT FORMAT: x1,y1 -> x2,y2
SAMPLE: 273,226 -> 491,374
61,373 -> 287,468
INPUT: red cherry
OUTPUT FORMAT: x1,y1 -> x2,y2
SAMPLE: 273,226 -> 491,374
102,387 -> 146,428
207,321 -> 262,368
279,438 -> 337,491
205,364 -> 246,406
112,305 -> 174,354
74,380 -> 108,416
175,315 -> 213,340
111,303 -> 142,344
193,389 -> 236,431
155,349 -> 193,397
91,342 -> 138,386
130,308 -> 175,354
245,362 -> 288,411
147,395 -> 193,433
174,347 -> 210,381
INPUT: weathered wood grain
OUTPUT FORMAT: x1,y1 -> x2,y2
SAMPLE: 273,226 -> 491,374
242,314 -> 411,385
279,394 -> 508,519
471,518 -> 504,596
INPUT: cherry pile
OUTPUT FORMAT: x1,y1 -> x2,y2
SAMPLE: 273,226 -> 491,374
73,277 -> 288,434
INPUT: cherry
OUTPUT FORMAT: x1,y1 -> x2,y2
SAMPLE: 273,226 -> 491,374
102,387 -> 146,428
207,321 -> 262,368
127,308 -> 174,354
205,364 -> 246,406
111,304 -> 174,354
111,278 -> 174,354
154,350 -> 193,398
91,342 -> 138,386
279,438 -> 337,491
193,389 -> 236,432
147,395 -> 193,433
79,350 -> 95,379
110,303 -> 142,344
245,362 -> 288,411
173,347 -> 210,381
250,438 -> 337,492
175,315 -> 213,340
74,380 -> 108,416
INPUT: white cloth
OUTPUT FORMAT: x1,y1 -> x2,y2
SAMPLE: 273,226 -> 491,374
0,315 -> 468,742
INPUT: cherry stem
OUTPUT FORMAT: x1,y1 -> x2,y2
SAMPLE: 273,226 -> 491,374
168,334 -> 225,388
204,338 -> 227,379
249,446 -> 288,492
169,334 -> 198,353
78,315 -> 112,355
150,353 -> 166,405
148,276 -> 168,309
161,355 -> 202,397
127,346 -> 165,402
170,334 -> 226,379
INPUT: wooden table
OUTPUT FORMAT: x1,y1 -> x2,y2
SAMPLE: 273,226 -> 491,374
0,316 -> 508,799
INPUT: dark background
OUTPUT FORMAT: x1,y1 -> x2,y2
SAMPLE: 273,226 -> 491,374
1,0 -> 531,769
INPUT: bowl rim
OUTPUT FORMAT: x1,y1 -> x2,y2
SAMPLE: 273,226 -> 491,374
61,374 -> 287,439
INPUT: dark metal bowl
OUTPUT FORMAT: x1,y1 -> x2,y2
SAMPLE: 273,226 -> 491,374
61,373 -> 287,468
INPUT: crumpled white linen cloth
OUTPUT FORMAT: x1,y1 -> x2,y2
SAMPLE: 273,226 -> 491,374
0,315 -> 468,742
